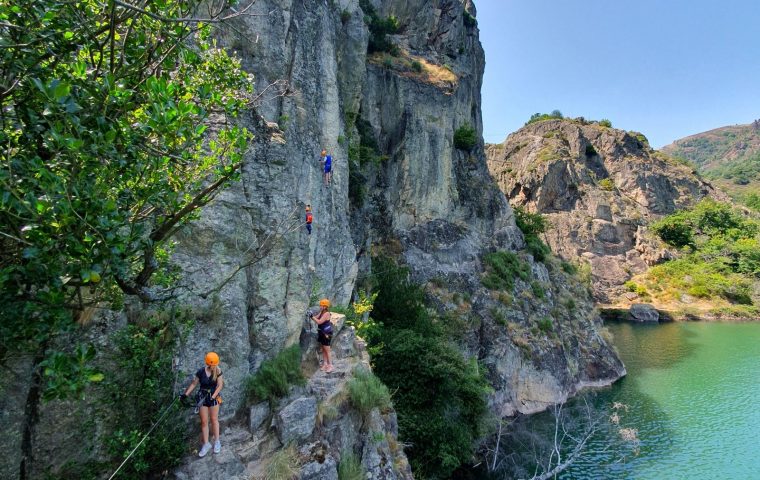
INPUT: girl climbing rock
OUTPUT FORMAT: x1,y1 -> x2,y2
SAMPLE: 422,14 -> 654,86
180,352 -> 224,457
312,299 -> 334,372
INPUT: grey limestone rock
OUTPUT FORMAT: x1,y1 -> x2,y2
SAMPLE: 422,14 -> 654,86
486,119 -> 725,302
629,303 -> 660,323
276,396 -> 318,444
299,457 -> 338,480
249,402 -> 270,433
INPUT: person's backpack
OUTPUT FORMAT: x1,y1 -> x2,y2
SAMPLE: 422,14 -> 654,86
306,212 -> 313,224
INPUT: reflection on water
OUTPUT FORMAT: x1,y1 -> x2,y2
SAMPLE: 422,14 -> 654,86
471,321 -> 760,480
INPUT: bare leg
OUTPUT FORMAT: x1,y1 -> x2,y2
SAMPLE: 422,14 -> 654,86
210,404 -> 220,442
321,345 -> 329,370
199,406 -> 210,445
324,345 -> 333,372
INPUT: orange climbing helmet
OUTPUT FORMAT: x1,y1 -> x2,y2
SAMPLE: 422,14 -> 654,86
319,298 -> 330,308
321,149 -> 327,157
205,351 -> 220,366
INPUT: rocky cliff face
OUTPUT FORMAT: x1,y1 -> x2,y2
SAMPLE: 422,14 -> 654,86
486,119 -> 721,302
8,2 -> 625,478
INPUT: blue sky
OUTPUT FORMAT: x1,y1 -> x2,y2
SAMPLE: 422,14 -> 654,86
477,0 -> 760,148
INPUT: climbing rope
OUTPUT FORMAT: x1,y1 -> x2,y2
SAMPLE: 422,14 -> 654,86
107,397 -> 179,480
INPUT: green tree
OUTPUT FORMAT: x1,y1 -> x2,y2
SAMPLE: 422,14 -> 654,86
369,258 -> 491,479
454,124 -> 477,151
0,0 -> 254,395
650,212 -> 695,249
525,110 -> 563,125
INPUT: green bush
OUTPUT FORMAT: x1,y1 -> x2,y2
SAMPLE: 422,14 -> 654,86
454,124 -> 477,151
561,261 -> 578,275
525,110 -> 563,125
531,281 -> 546,299
525,234 -> 551,262
632,132 -> 650,147
369,258 -> 491,479
512,206 -> 550,261
347,368 -> 392,416
245,345 -> 305,404
687,285 -> 710,298
599,119 -> 612,128
536,317 -> 553,333
651,212 -> 695,248
513,206 -> 547,236
598,178 -> 615,191
338,452 -> 366,480
411,60 -> 423,72
373,329 -> 490,479
359,0 -> 400,54
463,11 -> 477,27
482,251 -> 530,291
564,298 -> 577,311
102,310 -> 193,479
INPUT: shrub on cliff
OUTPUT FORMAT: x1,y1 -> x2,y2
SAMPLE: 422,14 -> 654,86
482,251 -> 530,291
245,345 -> 305,405
454,124 -> 478,151
369,258 -> 491,479
513,206 -> 551,262
347,368 -> 392,416
359,0 -> 400,55
463,11 -> 477,27
102,310 -> 194,478
526,110 -> 563,125
598,178 -> 615,191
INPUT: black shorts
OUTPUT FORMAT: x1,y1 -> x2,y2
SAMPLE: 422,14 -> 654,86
198,391 -> 220,408
318,330 -> 333,346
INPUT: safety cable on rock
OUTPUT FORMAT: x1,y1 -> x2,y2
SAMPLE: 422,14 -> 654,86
107,397 -> 179,480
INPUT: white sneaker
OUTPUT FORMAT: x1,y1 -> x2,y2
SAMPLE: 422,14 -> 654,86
213,439 -> 221,454
199,442 -> 212,457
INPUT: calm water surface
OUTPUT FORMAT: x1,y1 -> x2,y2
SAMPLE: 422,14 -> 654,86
560,321 -> 760,479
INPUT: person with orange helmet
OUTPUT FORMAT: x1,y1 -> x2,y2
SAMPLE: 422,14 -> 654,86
305,204 -> 313,235
180,351 -> 224,457
311,299 -> 334,372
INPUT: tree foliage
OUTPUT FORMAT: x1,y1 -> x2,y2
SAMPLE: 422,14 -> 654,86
513,206 -> 550,261
525,110 -> 563,126
0,0 -> 254,396
645,200 -> 760,308
369,258 -> 491,479
359,0 -> 400,55
454,124 -> 477,152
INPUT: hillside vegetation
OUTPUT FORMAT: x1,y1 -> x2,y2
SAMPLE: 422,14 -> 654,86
622,200 -> 760,319
663,121 -> 760,209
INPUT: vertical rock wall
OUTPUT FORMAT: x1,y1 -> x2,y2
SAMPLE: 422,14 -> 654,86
8,2 -> 626,477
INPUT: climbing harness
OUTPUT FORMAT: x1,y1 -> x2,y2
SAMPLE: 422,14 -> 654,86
194,390 -> 209,414
107,397 -> 179,480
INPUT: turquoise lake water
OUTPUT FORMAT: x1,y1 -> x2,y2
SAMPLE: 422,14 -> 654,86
559,321 -> 760,479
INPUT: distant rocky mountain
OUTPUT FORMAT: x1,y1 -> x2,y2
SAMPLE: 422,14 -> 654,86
486,118 -> 722,302
662,121 -> 760,203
